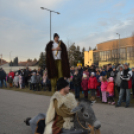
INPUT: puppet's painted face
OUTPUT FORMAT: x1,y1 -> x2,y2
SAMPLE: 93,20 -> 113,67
71,100 -> 101,129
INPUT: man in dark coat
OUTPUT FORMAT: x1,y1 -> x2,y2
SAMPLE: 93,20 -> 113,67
132,67 -> 134,98
46,33 -> 70,93
24,67 -> 30,87
116,63 -> 132,108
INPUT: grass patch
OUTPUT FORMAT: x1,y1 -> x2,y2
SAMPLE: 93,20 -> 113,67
1,87 -> 53,96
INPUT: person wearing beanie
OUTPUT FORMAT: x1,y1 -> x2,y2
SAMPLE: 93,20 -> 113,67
73,70 -> 82,99
115,65 -> 124,93
44,77 -> 78,134
81,74 -> 88,98
88,72 -> 98,101
13,73 -> 19,88
100,76 -> 108,103
46,33 -> 70,93
82,67 -> 89,80
107,77 -> 115,105
116,63 -> 132,108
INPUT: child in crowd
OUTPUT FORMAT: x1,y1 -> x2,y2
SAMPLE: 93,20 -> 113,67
31,72 -> 37,91
100,76 -> 108,103
69,74 -> 74,90
13,73 -> 19,88
107,77 -> 115,105
82,67 -> 89,80
81,74 -> 88,98
73,70 -> 81,99
7,75 -> 13,88
88,72 -> 97,101
96,70 -> 101,97
19,73 -> 23,89
43,71 -> 48,91
36,72 -> 41,91
132,67 -> 134,98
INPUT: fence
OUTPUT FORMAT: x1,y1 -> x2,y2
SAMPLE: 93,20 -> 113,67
0,64 -> 39,73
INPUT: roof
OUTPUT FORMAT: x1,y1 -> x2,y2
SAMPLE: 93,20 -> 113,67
18,61 -> 38,66
0,59 -> 8,66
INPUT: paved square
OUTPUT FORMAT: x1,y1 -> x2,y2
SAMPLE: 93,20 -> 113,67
0,89 -> 133,134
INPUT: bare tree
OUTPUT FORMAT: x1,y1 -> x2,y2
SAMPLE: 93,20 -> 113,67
89,46 -> 92,51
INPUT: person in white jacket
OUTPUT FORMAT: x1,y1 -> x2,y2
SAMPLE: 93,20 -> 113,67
13,73 -> 19,88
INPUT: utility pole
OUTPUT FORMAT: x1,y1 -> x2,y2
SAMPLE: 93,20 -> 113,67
116,33 -> 121,64
40,7 -> 60,41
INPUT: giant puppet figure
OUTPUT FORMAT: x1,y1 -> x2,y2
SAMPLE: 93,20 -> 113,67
46,33 -> 70,93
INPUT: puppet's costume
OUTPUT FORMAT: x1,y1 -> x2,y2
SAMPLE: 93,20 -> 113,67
44,91 -> 77,134
46,36 -> 70,93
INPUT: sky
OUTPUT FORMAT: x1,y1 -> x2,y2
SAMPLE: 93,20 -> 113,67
0,0 -> 134,62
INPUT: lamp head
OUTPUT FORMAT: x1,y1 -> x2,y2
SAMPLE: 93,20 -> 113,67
40,7 -> 45,10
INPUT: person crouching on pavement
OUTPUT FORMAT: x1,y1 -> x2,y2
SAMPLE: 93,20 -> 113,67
44,77 -> 78,134
88,72 -> 97,101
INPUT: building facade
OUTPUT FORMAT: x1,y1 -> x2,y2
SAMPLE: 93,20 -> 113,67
84,36 -> 134,67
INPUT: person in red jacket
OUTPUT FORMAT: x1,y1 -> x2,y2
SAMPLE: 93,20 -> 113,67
8,70 -> 15,87
81,74 -> 88,98
8,70 -> 15,79
107,77 -> 115,105
88,72 -> 97,101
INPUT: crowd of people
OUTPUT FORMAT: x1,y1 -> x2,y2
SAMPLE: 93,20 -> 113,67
70,63 -> 134,108
0,67 -> 51,91
0,63 -> 134,108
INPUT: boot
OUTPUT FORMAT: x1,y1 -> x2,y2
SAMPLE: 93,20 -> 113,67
24,117 -> 31,126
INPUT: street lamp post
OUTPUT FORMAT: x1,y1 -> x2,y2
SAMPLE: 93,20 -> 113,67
116,33 -> 121,63
40,7 -> 60,41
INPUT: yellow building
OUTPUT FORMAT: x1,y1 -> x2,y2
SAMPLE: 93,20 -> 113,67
84,36 -> 134,67
84,50 -> 94,66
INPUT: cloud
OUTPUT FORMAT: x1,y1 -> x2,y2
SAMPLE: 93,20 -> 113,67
0,0 -> 66,20
114,2 -> 125,8
0,0 -> 70,61
76,18 -> 134,51
98,21 -> 108,26
0,17 -> 45,61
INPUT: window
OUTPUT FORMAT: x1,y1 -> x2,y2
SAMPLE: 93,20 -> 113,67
120,48 -> 126,59
127,47 -> 134,60
99,51 -> 111,62
93,52 -> 99,63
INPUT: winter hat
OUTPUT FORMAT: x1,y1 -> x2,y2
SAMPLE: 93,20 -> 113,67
53,33 -> 59,39
57,77 -> 69,91
124,63 -> 129,66
99,76 -> 102,81
120,64 -> 124,69
32,72 -> 36,75
109,77 -> 113,82
15,72 -> 18,76
91,72 -> 95,76
132,67 -> 134,70
83,74 -> 87,78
